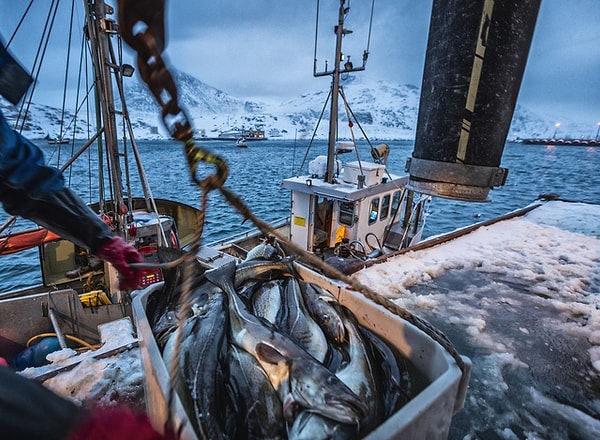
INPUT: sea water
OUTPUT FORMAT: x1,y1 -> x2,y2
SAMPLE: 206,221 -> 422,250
1,140 -> 599,292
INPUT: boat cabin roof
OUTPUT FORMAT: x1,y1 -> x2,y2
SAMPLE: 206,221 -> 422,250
281,171 -> 408,202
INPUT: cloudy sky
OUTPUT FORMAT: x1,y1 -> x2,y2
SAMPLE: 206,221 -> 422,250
2,0 -> 599,127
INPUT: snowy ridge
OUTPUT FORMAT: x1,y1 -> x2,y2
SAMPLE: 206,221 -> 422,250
1,70 -> 596,141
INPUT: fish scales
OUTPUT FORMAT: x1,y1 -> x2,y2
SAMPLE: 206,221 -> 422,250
278,278 -> 328,363
300,281 -> 346,345
252,279 -> 283,325
163,287 -> 231,439
204,261 -> 368,425
226,344 -> 287,439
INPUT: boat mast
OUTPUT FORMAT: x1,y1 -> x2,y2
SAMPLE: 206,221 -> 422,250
314,0 -> 367,184
324,1 -> 347,184
84,0 -> 125,235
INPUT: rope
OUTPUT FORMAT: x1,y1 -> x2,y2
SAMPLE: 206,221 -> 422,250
26,332 -> 98,351
164,186 -> 210,437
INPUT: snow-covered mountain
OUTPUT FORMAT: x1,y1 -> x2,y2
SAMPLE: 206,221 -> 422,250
1,70 -> 594,141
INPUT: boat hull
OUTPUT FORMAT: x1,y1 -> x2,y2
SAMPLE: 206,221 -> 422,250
0,289 -> 131,364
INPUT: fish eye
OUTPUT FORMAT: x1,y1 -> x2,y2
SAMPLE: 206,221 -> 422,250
326,375 -> 340,385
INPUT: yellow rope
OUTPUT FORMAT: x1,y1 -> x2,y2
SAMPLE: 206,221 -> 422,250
26,333 -> 98,351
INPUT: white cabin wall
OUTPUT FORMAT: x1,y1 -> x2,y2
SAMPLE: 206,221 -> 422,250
289,191 -> 314,252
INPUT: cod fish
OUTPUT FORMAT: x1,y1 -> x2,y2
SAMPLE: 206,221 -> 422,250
205,261 -> 367,425
334,306 -> 383,433
300,282 -> 346,345
234,256 -> 300,289
244,242 -> 278,262
278,278 -> 328,363
361,326 -> 408,418
226,344 -> 286,439
289,306 -> 384,440
162,284 -> 230,440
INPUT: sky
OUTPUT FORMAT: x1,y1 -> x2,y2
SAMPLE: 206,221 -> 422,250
165,0 -> 600,123
1,1 -> 599,127
16,200 -> 600,438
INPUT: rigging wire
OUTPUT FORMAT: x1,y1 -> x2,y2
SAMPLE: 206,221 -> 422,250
16,0 -> 61,133
313,0 -> 320,76
365,0 -> 375,58
5,1 -> 34,47
59,0 -> 77,169
298,87 -> 332,176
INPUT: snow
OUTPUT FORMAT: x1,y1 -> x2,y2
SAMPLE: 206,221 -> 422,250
355,200 -> 600,437
357,202 -> 600,368
4,71 -> 595,142
20,318 -> 144,409
14,200 -> 600,437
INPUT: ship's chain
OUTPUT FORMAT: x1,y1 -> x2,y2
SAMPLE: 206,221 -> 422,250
117,0 -> 466,380
117,0 -> 228,190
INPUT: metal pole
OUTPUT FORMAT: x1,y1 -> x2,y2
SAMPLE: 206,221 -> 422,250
325,0 -> 346,184
85,0 -> 125,235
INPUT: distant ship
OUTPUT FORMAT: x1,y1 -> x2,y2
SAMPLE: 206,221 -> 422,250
521,138 -> 600,146
200,128 -> 267,141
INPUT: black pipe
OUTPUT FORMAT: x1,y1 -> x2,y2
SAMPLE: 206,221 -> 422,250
407,0 -> 541,201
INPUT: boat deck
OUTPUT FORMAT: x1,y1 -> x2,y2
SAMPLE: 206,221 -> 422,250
5,200 -> 599,439
354,200 -> 600,438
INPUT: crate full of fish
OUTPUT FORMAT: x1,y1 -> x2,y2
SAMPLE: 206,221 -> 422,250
131,246 -> 471,439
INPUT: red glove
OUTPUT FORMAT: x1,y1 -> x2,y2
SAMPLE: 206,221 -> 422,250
69,407 -> 175,440
96,237 -> 144,291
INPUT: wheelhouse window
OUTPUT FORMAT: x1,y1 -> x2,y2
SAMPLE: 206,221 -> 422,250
380,194 -> 390,220
391,191 -> 402,217
339,201 -> 355,226
368,197 -> 379,225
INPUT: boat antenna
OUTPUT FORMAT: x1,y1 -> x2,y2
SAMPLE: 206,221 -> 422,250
313,0 -> 320,76
364,0 -> 375,68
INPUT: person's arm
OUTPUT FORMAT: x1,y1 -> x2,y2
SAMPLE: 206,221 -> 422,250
0,366 -> 173,440
0,112 -> 142,290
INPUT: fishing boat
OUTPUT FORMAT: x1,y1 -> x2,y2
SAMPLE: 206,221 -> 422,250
211,7 -> 431,272
1,0 -> 560,438
133,1 -> 478,438
45,135 -> 70,145
209,128 -> 267,141
236,136 -> 248,148
522,137 -> 600,146
0,0 -> 197,368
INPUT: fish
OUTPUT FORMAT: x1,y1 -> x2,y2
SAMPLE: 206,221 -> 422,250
300,282 -> 346,345
163,283 -> 230,439
226,344 -> 287,439
234,256 -> 300,289
251,279 -> 282,325
278,278 -> 328,363
334,306 -> 383,433
361,326 -> 410,418
244,241 -> 278,262
287,410 -> 358,440
204,261 -> 368,425
148,250 -> 207,351
289,307 -> 383,440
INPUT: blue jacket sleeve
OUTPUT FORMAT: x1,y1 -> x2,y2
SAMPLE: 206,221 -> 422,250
0,110 -> 114,253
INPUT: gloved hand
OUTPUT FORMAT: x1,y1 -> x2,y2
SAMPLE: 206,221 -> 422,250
96,236 -> 144,291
